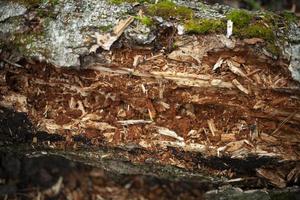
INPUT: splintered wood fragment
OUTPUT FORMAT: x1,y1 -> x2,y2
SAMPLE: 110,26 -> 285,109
85,121 -> 116,131
256,168 -> 286,188
158,101 -> 170,110
145,53 -> 163,61
175,79 -> 211,88
183,143 -> 208,152
253,100 -> 265,110
89,65 -> 130,75
89,65 -> 234,89
271,87 -> 300,96
287,166 -> 300,182
43,176 -> 63,197
207,119 -> 217,136
0,93 -> 28,112
226,178 -> 244,183
155,141 -> 209,154
157,127 -> 184,141
243,38 -> 264,45
141,84 -> 147,94
148,109 -> 154,121
272,111 -> 298,135
259,133 -> 277,143
94,16 -> 134,50
265,108 -> 300,122
213,57 -> 224,71
247,69 -> 262,77
211,79 -> 234,88
133,55 -> 144,67
227,60 -> 247,78
1,58 -> 24,68
113,16 -> 134,36
217,140 -> 252,156
151,71 -> 211,80
118,120 -> 153,125
232,79 -> 249,94
221,134 -> 236,142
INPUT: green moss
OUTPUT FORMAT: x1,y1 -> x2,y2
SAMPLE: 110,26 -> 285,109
265,42 -> 280,56
238,22 -> 278,56
110,0 -> 151,5
11,33 -> 38,55
226,9 -> 253,27
281,11 -> 298,25
99,25 -> 113,32
147,0 -> 194,20
135,16 -> 153,26
241,23 -> 274,41
185,19 -> 225,34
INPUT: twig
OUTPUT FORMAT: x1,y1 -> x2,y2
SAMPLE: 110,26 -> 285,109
247,69 -> 262,77
272,111 -> 298,135
118,120 -> 153,126
2,58 -> 24,68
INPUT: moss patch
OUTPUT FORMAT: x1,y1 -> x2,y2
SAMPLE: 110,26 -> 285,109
185,19 -> 226,34
147,0 -> 193,20
99,25 -> 113,32
110,0 -> 151,5
226,10 -> 253,28
135,16 -> 153,26
241,23 -> 274,41
281,11 -> 298,26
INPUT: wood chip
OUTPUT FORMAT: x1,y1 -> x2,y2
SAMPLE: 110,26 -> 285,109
157,127 -> 184,141
217,140 -> 252,156
118,120 -> 153,125
287,166 -> 300,183
259,133 -> 277,143
133,55 -> 144,67
221,133 -> 236,142
244,38 -> 264,45
43,177 -> 63,197
85,121 -> 116,131
232,79 -> 249,94
94,16 -> 134,50
227,60 -> 247,78
256,168 -> 286,188
155,140 -> 209,153
211,79 -> 234,88
207,119 -> 217,136
213,57 -> 224,71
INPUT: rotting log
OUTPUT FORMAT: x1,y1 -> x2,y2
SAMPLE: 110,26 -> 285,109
0,0 -> 300,191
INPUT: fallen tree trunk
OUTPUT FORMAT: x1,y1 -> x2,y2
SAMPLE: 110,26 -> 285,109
0,0 -> 300,191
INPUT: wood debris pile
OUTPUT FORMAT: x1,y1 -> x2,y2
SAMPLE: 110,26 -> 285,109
0,34 -> 299,188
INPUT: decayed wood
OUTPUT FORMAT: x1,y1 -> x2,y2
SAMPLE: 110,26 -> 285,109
1,29 -> 300,189
1,1 -> 300,197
